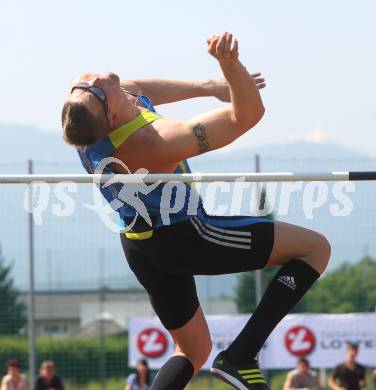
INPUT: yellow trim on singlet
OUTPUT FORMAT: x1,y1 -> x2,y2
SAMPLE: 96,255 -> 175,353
179,160 -> 193,187
178,160 -> 187,173
109,110 -> 161,148
124,230 -> 154,240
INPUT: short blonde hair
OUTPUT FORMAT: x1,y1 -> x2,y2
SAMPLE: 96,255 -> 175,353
62,101 -> 108,146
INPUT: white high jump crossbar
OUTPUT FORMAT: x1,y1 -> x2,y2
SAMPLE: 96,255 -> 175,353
0,171 -> 375,184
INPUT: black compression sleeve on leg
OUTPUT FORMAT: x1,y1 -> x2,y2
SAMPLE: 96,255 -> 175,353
151,355 -> 194,390
226,259 -> 320,364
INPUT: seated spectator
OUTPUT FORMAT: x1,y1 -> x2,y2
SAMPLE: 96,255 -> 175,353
283,357 -> 321,390
328,343 -> 366,390
372,368 -> 376,390
33,361 -> 63,390
125,359 -> 152,390
1,359 -> 28,390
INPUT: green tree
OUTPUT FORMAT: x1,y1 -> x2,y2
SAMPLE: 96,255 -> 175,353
0,245 -> 26,334
300,256 -> 376,313
236,268 -> 277,313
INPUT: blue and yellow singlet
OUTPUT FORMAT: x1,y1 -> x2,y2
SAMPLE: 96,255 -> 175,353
77,90 -> 202,238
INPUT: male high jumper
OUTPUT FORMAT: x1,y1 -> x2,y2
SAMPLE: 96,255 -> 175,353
62,32 -> 330,390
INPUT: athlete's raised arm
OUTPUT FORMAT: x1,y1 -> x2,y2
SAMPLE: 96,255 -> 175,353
118,32 -> 265,169
120,74 -> 265,106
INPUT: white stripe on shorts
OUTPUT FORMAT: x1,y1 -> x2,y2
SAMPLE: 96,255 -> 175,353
192,217 -> 252,244
191,218 -> 252,250
193,216 -> 253,237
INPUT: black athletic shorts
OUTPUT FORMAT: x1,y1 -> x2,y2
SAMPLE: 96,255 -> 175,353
120,214 -> 274,330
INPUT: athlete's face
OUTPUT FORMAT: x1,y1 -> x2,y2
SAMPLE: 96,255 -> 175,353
70,72 -> 124,127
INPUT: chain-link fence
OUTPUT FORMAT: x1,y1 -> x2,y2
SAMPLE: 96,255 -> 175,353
0,156 -> 375,389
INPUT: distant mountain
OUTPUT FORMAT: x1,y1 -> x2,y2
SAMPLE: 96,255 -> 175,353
191,140 -> 373,172
1,123 -> 375,298
0,123 -> 372,166
0,123 -> 76,165
225,140 -> 369,159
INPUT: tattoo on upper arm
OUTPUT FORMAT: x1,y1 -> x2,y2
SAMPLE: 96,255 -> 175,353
192,123 -> 210,154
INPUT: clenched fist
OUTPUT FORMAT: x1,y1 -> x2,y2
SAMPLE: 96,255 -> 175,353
207,32 -> 239,64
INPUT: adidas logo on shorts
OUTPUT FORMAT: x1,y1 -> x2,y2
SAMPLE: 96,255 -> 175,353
277,275 -> 297,290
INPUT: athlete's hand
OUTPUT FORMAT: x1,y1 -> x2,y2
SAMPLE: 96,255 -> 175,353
252,73 -> 266,90
212,73 -> 266,102
207,32 -> 239,64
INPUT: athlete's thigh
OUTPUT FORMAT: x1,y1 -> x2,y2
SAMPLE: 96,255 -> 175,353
120,234 -> 200,331
267,221 -> 326,267
131,216 -> 273,276
185,215 -> 274,275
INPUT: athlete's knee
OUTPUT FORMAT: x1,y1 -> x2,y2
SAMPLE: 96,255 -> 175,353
306,231 -> 331,274
314,232 -> 331,269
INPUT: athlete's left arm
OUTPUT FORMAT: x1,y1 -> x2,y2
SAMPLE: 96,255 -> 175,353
120,76 -> 265,105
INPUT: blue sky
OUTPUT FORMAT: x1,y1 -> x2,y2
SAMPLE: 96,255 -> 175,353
1,0 -> 375,154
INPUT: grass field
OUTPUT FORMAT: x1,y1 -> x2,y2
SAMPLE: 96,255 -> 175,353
66,369 -> 375,389
66,371 -> 285,390
67,377 -> 233,390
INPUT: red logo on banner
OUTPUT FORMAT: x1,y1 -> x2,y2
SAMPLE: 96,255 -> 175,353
285,326 -> 316,356
137,328 -> 168,358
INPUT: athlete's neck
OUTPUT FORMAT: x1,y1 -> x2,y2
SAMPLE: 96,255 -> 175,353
108,94 -> 144,132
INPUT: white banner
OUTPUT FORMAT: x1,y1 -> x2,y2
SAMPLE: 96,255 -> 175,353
128,313 -> 376,369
